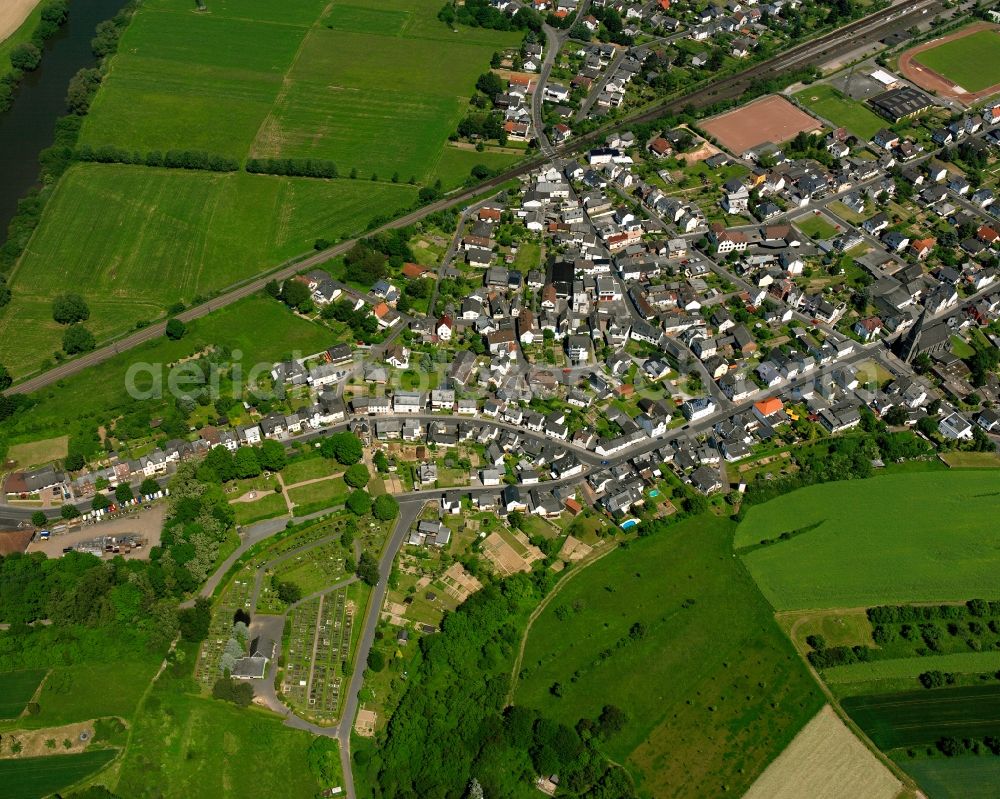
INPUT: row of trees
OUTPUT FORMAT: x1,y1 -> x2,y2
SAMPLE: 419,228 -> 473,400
246,158 -> 339,178
3,1 -> 70,107
438,0 -> 542,32
75,145 -> 240,172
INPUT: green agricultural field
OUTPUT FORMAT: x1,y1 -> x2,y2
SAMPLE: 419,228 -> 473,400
0,669 -> 47,718
20,658 -> 161,729
737,473 -> 1000,610
514,515 -> 823,797
843,684 -> 1000,750
0,165 -> 413,377
114,679 -> 321,798
794,84 -> 886,140
824,651 -> 1000,686
0,750 -> 118,799
252,6 -> 520,182
899,756 -> 1000,799
914,29 -> 1000,93
0,294 -> 333,447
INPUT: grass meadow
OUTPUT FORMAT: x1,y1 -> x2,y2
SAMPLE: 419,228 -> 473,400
0,669 -> 47,718
737,472 -> 1000,610
823,651 -> 1000,686
514,515 -> 823,797
1,750 -> 118,799
233,492 -> 288,526
0,165 -> 415,376
913,28 -> 1000,93
113,660 -> 321,799
842,684 -> 1000,750
793,84 -> 886,140
0,295 -> 332,447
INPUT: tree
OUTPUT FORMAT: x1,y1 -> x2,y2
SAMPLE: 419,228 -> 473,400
165,318 -> 187,340
280,279 -> 312,312
373,451 -> 389,473
264,279 -> 281,298
60,504 -> 80,520
115,483 -> 134,504
276,580 -> 302,604
373,494 -> 399,521
344,463 -> 370,488
10,43 -> 42,72
52,293 -> 90,325
475,71 -> 505,101
367,649 -> 385,672
597,705 -> 628,738
357,550 -> 380,585
63,324 -> 96,354
322,431 -> 363,465
140,477 -> 160,497
92,493 -> 110,511
234,447 -> 262,479
0,364 -> 11,391
178,597 -> 212,641
258,439 -> 287,472
31,511 -> 47,528
346,489 -> 371,516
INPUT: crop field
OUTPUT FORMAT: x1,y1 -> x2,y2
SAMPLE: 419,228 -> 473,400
743,705 -> 900,799
794,84 -> 886,140
251,0 -> 521,182
1,750 -> 118,799
912,29 -> 1000,93
0,164 -> 415,376
737,472 -> 1000,610
114,677 -> 321,798
514,515 -> 823,797
0,669 -> 47,718
900,756 -> 1000,799
824,651 -> 1000,686
843,684 -> 1000,751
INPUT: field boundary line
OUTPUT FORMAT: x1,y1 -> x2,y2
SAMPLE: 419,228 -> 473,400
505,541 -> 620,706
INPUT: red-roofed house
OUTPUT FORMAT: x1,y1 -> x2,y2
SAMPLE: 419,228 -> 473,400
648,137 -> 672,158
402,262 -> 430,279
977,225 -> 999,246
436,315 -> 453,341
910,237 -> 936,260
853,316 -> 883,342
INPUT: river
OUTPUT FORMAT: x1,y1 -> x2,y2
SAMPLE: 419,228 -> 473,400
0,0 -> 128,238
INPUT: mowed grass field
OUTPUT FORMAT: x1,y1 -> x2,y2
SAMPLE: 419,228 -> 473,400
251,0 -> 522,182
114,685 -> 321,798
0,164 -> 415,376
514,515 -> 824,798
914,29 -> 1000,93
900,756 -> 1000,799
743,705 -> 900,799
794,84 -> 886,140
737,472 -> 1000,610
0,669 -> 47,718
843,684 -> 1000,750
1,750 -> 118,799
823,651 -> 1000,686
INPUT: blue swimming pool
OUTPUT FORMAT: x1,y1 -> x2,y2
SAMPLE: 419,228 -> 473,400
649,489 -> 660,497
620,519 -> 638,530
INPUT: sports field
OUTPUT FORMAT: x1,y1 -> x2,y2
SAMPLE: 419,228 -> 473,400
912,28 -> 1000,93
700,95 -> 823,154
793,84 -> 886,140
0,164 -> 416,376
737,472 -> 1000,610
514,515 -> 823,797
743,705 -> 900,799
0,669 -> 46,718
901,756 -> 1000,799
1,750 -> 118,799
843,684 -> 1000,750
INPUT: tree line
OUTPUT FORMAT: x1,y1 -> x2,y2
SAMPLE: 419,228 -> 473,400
0,1 -> 70,113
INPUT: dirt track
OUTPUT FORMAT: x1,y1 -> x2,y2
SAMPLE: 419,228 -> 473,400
898,22 -> 1000,107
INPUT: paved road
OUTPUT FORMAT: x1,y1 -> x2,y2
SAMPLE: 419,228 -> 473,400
336,498 -> 424,799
